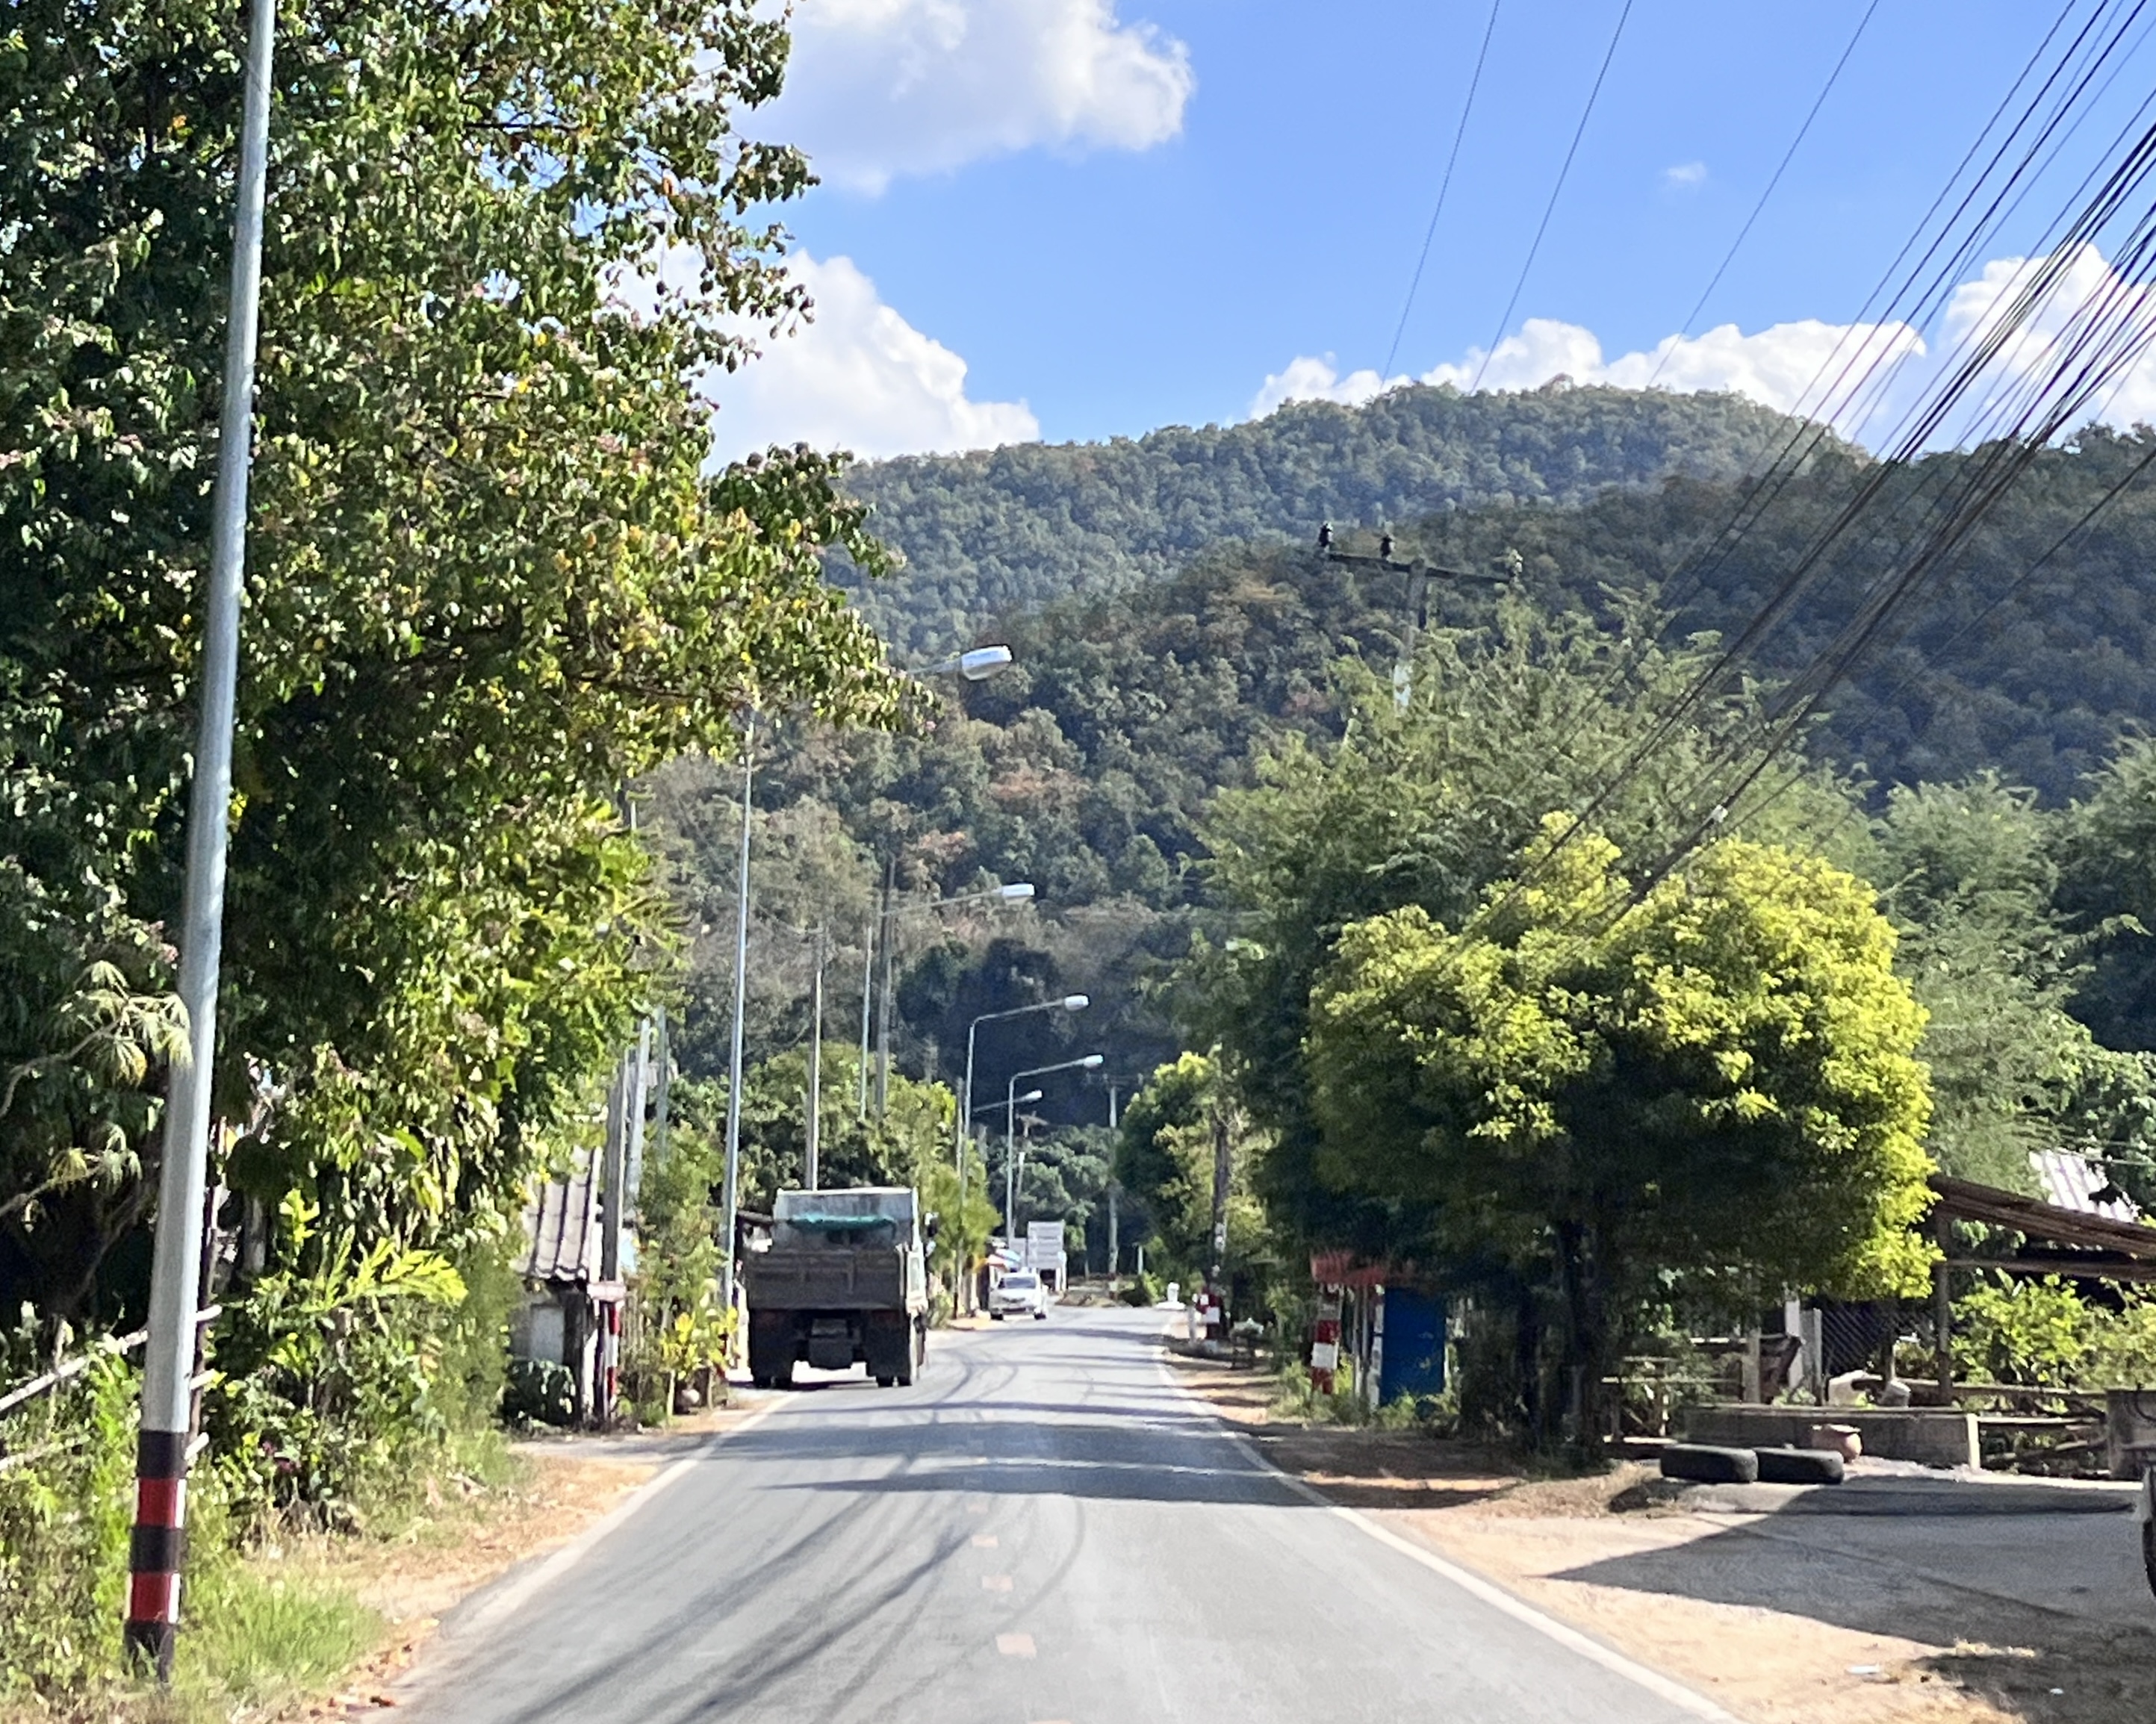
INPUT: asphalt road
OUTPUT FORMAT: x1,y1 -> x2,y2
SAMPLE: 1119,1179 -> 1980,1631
402,1306 -> 1716,1724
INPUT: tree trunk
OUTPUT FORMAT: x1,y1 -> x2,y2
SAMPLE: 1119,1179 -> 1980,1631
1556,1216 -> 1615,1466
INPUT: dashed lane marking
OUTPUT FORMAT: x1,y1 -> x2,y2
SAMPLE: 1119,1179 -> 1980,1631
995,1633 -> 1037,1658
981,1574 -> 1013,1591
971,1534 -> 998,1548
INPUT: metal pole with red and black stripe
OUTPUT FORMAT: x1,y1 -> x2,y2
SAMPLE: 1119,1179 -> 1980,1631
125,0 -> 276,1676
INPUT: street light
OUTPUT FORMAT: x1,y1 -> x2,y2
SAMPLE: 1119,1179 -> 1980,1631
863,880 -> 1037,1118
1004,1055 -> 1105,1241
914,644 -> 1015,681
976,1089 -> 1043,1117
960,994 -> 1089,1173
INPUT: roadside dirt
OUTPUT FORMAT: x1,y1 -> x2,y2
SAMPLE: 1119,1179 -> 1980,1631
270,1401 -> 767,1720
1166,1350 -> 2156,1724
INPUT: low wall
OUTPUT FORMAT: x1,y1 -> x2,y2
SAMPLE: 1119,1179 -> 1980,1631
1680,1403 -> 1981,1468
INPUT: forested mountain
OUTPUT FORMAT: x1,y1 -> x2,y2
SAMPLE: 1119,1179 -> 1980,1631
838,383 -> 1823,656
653,403 -> 2156,1202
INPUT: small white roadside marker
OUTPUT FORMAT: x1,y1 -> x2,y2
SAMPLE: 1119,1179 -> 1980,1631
995,1633 -> 1036,1658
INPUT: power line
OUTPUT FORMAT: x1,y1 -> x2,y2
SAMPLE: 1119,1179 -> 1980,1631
1529,1 -> 2156,851
1470,0 -> 1635,391
1382,0 -> 1504,382
1459,6 -> 2156,945
1646,0 -> 1883,388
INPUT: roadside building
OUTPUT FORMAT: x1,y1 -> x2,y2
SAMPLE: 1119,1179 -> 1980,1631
510,1150 -> 628,1424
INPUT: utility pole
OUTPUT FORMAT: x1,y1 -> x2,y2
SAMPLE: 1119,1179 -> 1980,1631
1316,524 -> 1510,711
651,1005 -> 671,1168
719,726 -> 753,1325
597,1029 -> 648,1425
874,856 -> 895,1117
856,919 -> 874,1121
804,927 -> 824,1190
126,0 -> 276,1677
1106,1081 -> 1121,1286
1209,1094 -> 1231,1292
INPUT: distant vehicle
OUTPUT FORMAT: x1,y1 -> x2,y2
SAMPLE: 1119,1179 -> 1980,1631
1024,1220 -> 1069,1292
990,1269 -> 1050,1321
742,1187 -> 929,1388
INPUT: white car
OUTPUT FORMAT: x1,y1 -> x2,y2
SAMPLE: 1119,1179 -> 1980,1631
990,1270 -> 1050,1320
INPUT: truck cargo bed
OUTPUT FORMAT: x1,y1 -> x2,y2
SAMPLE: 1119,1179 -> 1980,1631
743,1248 -> 911,1310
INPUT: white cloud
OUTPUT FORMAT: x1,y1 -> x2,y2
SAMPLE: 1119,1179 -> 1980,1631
768,0 -> 1194,193
1252,247 -> 2156,449
1248,355 -> 1391,417
1663,160 -> 1708,190
1938,244 -> 2156,432
703,251 -> 1039,462
1253,314 -> 1931,444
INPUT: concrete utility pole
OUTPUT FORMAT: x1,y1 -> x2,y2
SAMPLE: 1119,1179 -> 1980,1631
874,857 -> 895,1117
651,1005 -> 671,1168
127,0 -> 276,1676
1209,1096 -> 1231,1289
1317,524 -> 1511,712
1105,1081 -> 1122,1283
719,727 -> 753,1324
856,922 -> 874,1121
804,927 -> 824,1190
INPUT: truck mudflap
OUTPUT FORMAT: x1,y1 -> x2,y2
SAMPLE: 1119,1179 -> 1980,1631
748,1308 -> 795,1390
864,1308 -> 916,1388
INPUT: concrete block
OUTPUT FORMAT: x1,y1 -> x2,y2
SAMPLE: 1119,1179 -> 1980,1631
1680,1404 -> 1980,1468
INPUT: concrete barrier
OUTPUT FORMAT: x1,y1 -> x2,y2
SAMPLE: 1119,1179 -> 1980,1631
1680,1404 -> 1980,1468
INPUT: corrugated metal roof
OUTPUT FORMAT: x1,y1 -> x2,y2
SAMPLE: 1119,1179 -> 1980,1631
520,1150 -> 602,1285
2028,1149 -> 2144,1224
1933,1172 -> 2156,1259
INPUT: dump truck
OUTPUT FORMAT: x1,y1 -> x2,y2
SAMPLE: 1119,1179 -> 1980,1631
742,1187 -> 928,1390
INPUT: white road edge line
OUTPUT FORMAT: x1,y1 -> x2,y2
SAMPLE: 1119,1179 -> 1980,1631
438,1392 -> 789,1643
1156,1352 -> 1740,1723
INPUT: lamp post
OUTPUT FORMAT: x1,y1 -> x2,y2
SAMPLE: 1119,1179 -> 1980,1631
860,881 -> 1037,1118
959,996 -> 1088,1174
1004,1055 -> 1104,1241
864,644 -> 1019,1116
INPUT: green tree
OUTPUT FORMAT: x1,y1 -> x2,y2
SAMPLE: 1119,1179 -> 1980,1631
1305,824 -> 1935,1451
1114,1053 -> 1268,1285
0,0 -> 910,1335
1193,604 -> 1859,1268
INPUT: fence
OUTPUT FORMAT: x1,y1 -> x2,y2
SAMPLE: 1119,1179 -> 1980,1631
0,1307 -> 220,1474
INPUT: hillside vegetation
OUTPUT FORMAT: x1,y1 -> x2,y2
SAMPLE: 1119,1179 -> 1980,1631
839,383 -> 1823,655
656,407 -> 2156,1256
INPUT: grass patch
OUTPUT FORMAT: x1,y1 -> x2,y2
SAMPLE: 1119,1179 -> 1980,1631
180,1558 -> 380,1705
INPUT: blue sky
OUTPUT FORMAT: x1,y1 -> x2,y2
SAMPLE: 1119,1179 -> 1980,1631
705,1 -> 2156,460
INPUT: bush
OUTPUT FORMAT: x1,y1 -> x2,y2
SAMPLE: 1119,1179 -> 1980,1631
502,1357 -> 577,1427
1118,1272 -> 1161,1307
0,1350 -> 135,1699
1951,1276 -> 2156,1390
1953,1277 -> 2093,1387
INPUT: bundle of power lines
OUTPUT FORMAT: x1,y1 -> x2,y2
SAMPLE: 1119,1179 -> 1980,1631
1463,0 -> 2156,935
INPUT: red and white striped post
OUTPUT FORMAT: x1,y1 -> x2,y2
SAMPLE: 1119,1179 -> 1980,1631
125,0 -> 275,1675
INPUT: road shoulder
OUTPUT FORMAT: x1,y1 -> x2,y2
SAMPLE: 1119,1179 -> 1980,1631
1160,1347 -> 2156,1724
